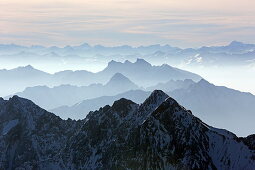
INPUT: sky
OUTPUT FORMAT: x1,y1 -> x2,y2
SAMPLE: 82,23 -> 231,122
1,0 -> 255,48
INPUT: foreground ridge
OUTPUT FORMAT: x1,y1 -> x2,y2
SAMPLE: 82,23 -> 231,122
0,91 -> 254,169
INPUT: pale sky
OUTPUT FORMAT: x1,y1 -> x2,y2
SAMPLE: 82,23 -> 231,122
1,0 -> 255,47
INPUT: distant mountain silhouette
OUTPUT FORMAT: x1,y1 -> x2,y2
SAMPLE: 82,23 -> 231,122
97,58 -> 202,86
104,73 -> 139,91
170,79 -> 255,136
1,41 -> 255,74
51,90 -> 150,120
0,59 -> 201,96
51,79 -> 255,136
0,65 -> 51,96
10,73 -> 139,110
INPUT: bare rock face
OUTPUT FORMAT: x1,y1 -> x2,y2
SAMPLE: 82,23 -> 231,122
0,96 -> 83,169
0,91 -> 255,169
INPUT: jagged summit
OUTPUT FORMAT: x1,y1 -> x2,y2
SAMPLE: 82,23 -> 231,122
9,95 -> 20,100
107,58 -> 151,67
107,60 -> 121,66
8,95 -> 31,105
112,98 -> 136,107
144,90 -> 184,116
138,90 -> 169,117
124,60 -> 132,64
6,95 -> 47,117
193,79 -> 214,89
142,90 -> 169,105
150,89 -> 169,98
153,94 -> 188,118
111,98 -> 137,114
135,58 -> 151,66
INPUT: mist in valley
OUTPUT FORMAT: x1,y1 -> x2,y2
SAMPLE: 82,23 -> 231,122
1,42 -> 255,136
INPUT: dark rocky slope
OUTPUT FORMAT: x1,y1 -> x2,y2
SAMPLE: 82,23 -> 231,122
0,91 -> 254,169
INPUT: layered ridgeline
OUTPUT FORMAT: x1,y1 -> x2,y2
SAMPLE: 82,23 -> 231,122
11,73 -> 139,110
49,79 -> 195,120
0,59 -> 201,97
52,79 -> 255,136
1,91 -> 255,169
10,77 -> 196,112
1,41 -> 255,69
51,90 -> 151,120
169,79 -> 255,136
96,59 -> 201,87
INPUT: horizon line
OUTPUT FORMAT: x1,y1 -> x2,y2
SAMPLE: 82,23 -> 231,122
0,40 -> 249,49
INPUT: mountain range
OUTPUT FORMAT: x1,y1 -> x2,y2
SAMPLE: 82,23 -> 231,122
1,41 -> 254,57
97,59 -> 201,87
10,73 -> 139,110
170,79 -> 255,136
51,90 -> 151,120
11,77 -> 197,112
1,41 -> 255,72
0,59 -> 201,97
51,79 -> 255,136
1,40 -> 255,169
0,91 -> 255,169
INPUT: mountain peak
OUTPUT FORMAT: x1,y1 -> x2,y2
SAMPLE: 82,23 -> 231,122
8,95 -> 33,106
150,90 -> 169,98
107,59 -> 151,67
135,58 -> 151,66
18,65 -> 34,70
6,95 -> 47,119
140,90 -> 169,114
7,95 -> 37,112
108,73 -> 131,83
25,65 -> 33,69
194,79 -> 215,89
111,98 -> 137,114
154,95 -> 182,114
107,60 -> 121,66
229,41 -> 244,47
1,84 -> 255,169
124,60 -> 132,64
105,73 -> 138,90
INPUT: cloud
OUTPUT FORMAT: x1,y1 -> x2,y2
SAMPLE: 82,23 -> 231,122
1,0 -> 255,47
